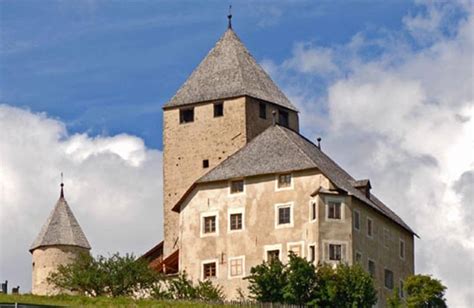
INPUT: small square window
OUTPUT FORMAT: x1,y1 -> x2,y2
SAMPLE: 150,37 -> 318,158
180,108 -> 194,123
229,257 -> 244,277
230,213 -> 242,230
278,110 -> 289,127
384,269 -> 394,289
259,102 -> 266,119
278,206 -> 291,225
328,201 -> 342,219
368,260 -> 376,278
214,102 -> 224,117
230,180 -> 244,194
367,218 -> 373,238
202,159 -> 209,168
277,174 -> 292,189
354,210 -> 360,230
203,216 -> 216,234
309,245 -> 316,262
329,244 -> 342,261
267,250 -> 280,262
288,244 -> 302,257
399,239 -> 405,259
203,262 -> 216,279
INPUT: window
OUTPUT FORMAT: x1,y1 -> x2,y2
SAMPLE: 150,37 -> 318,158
264,244 -> 282,262
214,102 -> 223,117
278,110 -> 289,127
179,108 -> 194,123
399,239 -> 405,260
267,250 -> 280,262
259,102 -> 266,119
203,262 -> 217,279
384,269 -> 394,289
308,245 -> 316,262
355,251 -> 362,264
354,210 -> 360,230
368,260 -> 376,278
277,173 -> 292,189
384,228 -> 390,248
367,218 -> 373,238
229,256 -> 244,278
310,201 -> 317,221
202,159 -> 209,168
277,205 -> 292,226
288,242 -> 303,257
327,201 -> 342,220
203,216 -> 216,234
230,180 -> 244,194
230,213 -> 242,231
399,280 -> 405,298
329,244 -> 342,261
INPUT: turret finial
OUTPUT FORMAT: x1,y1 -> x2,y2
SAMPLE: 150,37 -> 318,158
227,5 -> 232,29
60,172 -> 64,198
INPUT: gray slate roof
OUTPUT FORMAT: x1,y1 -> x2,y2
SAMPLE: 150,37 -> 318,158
30,191 -> 91,252
197,125 -> 415,235
164,29 -> 298,111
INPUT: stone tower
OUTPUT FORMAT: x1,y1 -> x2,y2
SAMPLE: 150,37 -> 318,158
162,24 -> 299,256
30,181 -> 91,295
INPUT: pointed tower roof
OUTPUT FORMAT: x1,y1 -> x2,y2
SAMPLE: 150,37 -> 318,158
30,182 -> 91,252
164,28 -> 298,111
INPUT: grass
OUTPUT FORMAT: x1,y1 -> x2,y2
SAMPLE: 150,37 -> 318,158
0,293 -> 243,307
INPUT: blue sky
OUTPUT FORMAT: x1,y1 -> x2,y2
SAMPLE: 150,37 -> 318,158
1,0 -> 418,149
1,1 -> 472,305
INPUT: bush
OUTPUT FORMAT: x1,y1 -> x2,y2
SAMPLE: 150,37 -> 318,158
48,252 -> 160,297
246,258 -> 287,303
404,274 -> 447,307
247,255 -> 377,307
151,271 -> 224,302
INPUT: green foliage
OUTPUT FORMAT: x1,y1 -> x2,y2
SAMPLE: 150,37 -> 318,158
282,252 -> 317,305
404,274 -> 447,308
387,288 -> 403,308
245,258 -> 287,303
151,271 -> 224,302
332,263 -> 378,307
247,256 -> 377,307
48,252 -> 160,297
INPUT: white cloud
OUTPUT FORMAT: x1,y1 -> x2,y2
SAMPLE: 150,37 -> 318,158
266,1 -> 474,306
0,105 -> 163,292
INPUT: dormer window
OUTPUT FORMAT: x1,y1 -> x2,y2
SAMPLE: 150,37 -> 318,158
278,110 -> 289,127
214,102 -> 224,117
180,108 -> 194,123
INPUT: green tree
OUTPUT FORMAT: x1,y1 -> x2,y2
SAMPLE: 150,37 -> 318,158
48,252 -> 160,297
282,252 -> 317,305
332,263 -> 378,307
387,287 -> 403,308
405,275 -> 447,308
246,258 -> 287,303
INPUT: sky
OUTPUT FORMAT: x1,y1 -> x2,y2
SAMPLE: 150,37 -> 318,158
0,0 -> 472,306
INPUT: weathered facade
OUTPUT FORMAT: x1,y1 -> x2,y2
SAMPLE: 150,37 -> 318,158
156,22 -> 415,307
30,184 -> 91,295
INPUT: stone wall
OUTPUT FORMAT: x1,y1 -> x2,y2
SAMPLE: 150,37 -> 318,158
31,245 -> 89,295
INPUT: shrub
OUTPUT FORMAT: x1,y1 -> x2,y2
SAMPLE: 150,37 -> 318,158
246,258 -> 287,303
404,274 -> 447,307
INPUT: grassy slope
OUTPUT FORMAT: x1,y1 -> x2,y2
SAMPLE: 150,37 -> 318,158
0,294 -> 237,307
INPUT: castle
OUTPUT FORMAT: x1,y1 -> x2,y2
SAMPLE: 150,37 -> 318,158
146,19 -> 416,305
30,18 -> 415,305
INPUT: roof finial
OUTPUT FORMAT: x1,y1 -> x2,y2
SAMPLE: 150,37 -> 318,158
60,172 -> 64,198
317,137 -> 322,150
227,5 -> 232,29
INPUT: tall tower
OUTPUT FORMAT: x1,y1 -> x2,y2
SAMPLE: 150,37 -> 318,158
30,181 -> 91,295
162,23 -> 299,256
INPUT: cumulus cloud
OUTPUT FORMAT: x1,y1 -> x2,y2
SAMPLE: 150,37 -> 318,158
0,105 -> 163,292
265,1 -> 473,306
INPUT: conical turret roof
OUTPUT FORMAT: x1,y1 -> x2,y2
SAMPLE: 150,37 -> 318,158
164,28 -> 298,111
30,184 -> 90,252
